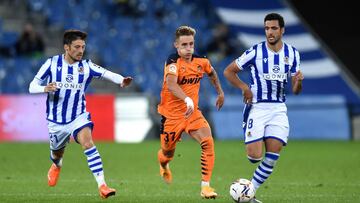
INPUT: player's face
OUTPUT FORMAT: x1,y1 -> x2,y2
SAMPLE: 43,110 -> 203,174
64,39 -> 86,62
174,35 -> 195,60
264,20 -> 284,45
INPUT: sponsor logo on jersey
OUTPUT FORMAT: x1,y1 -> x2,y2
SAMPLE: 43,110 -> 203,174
66,74 -> 73,83
179,76 -> 202,85
56,82 -> 82,90
169,64 -> 177,73
272,65 -> 280,73
263,73 -> 287,81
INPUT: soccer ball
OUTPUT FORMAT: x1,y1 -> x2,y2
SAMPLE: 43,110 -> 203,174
229,178 -> 255,202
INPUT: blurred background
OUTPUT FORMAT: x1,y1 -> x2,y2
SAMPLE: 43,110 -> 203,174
1,0 -> 360,142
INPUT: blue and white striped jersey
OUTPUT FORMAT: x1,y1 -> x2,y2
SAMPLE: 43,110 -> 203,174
235,41 -> 300,103
34,54 -> 107,124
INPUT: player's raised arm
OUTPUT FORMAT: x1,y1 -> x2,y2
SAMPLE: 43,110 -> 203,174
224,61 -> 253,104
207,67 -> 224,110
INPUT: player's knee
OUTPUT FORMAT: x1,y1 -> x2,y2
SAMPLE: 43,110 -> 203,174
82,141 -> 94,150
247,155 -> 263,164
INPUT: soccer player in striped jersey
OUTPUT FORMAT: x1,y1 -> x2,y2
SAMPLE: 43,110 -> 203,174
224,13 -> 304,203
29,30 -> 132,199
157,26 -> 224,199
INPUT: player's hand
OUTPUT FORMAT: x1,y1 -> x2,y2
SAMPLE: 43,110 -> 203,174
294,71 -> 304,82
45,82 -> 57,92
243,88 -> 253,104
120,77 -> 133,88
216,92 -> 224,111
184,97 -> 194,118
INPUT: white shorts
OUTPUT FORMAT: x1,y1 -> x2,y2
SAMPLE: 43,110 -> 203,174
243,103 -> 289,145
48,112 -> 94,150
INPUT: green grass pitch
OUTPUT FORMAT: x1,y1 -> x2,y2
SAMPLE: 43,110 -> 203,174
0,140 -> 359,202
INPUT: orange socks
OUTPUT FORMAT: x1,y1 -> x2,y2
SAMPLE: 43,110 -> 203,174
200,137 -> 215,182
158,149 -> 173,167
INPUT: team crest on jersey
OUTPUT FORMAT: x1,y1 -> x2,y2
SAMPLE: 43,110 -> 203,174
78,66 -> 84,74
181,67 -> 186,72
197,65 -> 202,72
66,74 -> 74,83
284,56 -> 289,65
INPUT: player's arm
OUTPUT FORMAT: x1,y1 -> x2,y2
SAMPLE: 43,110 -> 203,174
207,68 -> 224,110
166,74 -> 194,118
102,71 -> 133,88
224,61 -> 253,104
89,61 -> 132,88
29,78 -> 57,93
291,49 -> 303,95
29,58 -> 58,93
291,71 -> 304,95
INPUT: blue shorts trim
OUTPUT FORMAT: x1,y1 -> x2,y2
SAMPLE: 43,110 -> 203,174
73,122 -> 94,143
245,137 -> 263,145
264,136 -> 287,146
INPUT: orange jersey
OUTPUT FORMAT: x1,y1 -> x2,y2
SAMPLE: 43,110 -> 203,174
158,53 -> 212,119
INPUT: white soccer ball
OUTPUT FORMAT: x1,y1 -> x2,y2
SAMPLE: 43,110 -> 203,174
229,178 -> 255,202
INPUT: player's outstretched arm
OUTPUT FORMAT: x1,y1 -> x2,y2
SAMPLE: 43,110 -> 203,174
224,61 -> 253,104
102,71 -> 132,88
291,71 -> 304,95
120,76 -> 133,88
208,68 -> 224,110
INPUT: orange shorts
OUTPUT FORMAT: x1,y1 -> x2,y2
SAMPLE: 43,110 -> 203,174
160,109 -> 210,151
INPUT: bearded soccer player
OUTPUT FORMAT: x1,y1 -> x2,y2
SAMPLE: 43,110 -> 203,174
29,30 -> 132,199
224,13 -> 304,203
157,25 -> 225,199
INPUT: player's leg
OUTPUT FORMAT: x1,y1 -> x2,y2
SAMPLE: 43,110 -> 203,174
187,111 -> 217,199
158,116 -> 183,184
250,120 -> 288,193
75,126 -> 116,198
47,147 -> 65,187
47,122 -> 71,187
189,127 -> 217,199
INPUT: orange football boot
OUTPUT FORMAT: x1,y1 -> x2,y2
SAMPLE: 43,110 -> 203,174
159,163 -> 172,184
99,184 -> 116,199
47,163 -> 61,187
200,186 -> 217,199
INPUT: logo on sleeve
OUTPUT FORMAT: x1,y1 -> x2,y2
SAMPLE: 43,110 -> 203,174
169,64 -> 177,73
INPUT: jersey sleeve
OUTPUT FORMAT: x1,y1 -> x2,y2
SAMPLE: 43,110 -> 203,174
164,54 -> 180,77
34,58 -> 52,81
290,48 -> 300,76
204,59 -> 212,74
235,47 -> 256,71
88,60 -> 107,78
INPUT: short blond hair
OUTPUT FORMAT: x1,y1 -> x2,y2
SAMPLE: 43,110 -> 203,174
175,26 -> 196,40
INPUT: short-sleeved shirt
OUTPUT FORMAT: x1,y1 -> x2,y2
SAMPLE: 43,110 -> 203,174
235,41 -> 300,103
158,53 -> 212,119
